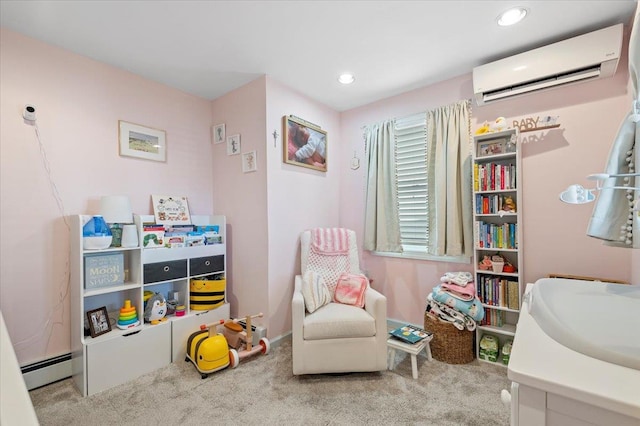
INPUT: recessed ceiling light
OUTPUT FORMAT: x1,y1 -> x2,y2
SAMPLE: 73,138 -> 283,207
497,7 -> 527,26
338,73 -> 355,84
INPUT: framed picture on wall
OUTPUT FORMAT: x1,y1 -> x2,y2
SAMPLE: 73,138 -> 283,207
213,123 -> 225,144
227,134 -> 241,155
283,115 -> 327,172
118,120 -> 166,162
242,151 -> 257,173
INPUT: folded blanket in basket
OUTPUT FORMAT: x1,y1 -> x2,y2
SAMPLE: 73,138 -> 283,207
427,294 -> 477,331
440,271 -> 473,286
441,281 -> 476,302
432,286 -> 484,321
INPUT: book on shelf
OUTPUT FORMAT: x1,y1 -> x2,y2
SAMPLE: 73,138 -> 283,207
389,325 -> 432,344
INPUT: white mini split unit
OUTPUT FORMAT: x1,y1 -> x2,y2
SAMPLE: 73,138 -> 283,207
473,24 -> 623,105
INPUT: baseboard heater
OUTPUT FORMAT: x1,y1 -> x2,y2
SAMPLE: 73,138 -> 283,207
21,353 -> 72,390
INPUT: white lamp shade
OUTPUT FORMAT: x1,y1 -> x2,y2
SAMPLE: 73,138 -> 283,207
100,195 -> 133,223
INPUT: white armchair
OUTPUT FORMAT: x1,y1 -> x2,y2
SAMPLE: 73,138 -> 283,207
292,229 -> 387,375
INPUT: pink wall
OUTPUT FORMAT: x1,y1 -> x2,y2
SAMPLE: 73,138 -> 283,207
265,77 -> 341,337
339,75 -> 476,325
209,77 -> 340,339
340,57 -> 634,326
210,77 -> 269,322
1,24 -> 636,368
1,29 -> 215,365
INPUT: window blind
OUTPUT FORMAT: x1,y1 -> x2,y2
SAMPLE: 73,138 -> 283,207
394,113 -> 428,252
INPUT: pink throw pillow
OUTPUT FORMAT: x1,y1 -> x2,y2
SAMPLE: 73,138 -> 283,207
334,273 -> 368,308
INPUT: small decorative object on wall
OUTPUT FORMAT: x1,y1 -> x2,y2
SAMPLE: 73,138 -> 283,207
283,115 -> 327,172
152,195 -> 191,225
350,151 -> 360,170
477,138 -> 506,157
242,150 -> 257,173
513,115 -> 560,132
213,123 -> 225,144
227,134 -> 241,155
119,120 -> 166,162
87,307 -> 111,338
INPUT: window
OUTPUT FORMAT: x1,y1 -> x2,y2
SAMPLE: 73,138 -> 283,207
394,113 -> 429,254
365,100 -> 471,262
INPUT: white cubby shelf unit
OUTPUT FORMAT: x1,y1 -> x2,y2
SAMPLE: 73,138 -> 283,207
70,214 -> 230,396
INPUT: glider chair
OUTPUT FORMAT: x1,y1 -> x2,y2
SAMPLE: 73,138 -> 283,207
292,228 -> 387,375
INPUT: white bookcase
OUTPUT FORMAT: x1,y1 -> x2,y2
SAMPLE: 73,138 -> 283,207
70,214 -> 230,396
471,128 -> 523,367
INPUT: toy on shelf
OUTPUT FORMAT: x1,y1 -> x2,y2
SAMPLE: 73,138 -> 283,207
488,117 -> 507,132
478,255 -> 493,270
475,116 -> 508,135
143,292 -> 168,325
221,313 -> 270,361
116,299 -> 140,330
502,196 -> 517,212
185,319 -> 239,379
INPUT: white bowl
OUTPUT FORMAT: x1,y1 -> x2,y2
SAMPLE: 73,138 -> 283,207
83,236 -> 112,250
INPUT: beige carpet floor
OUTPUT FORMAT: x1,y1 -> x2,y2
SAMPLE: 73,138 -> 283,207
30,337 -> 510,425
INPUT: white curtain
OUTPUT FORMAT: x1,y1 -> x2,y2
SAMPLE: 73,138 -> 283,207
425,100 -> 472,256
588,5 -> 639,248
363,120 -> 402,252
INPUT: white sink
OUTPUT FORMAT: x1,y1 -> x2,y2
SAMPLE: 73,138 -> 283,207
529,278 -> 640,371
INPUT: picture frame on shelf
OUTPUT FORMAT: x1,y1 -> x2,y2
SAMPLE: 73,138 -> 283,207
242,150 -> 257,173
118,120 -> 166,162
87,307 -> 112,338
477,138 -> 506,157
151,195 -> 191,225
283,115 -> 327,172
213,123 -> 225,144
227,134 -> 241,155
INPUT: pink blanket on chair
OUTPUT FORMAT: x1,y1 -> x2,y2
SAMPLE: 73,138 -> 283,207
307,228 -> 352,296
311,228 -> 350,255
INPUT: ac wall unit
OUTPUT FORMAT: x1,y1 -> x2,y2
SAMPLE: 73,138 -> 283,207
473,23 -> 623,106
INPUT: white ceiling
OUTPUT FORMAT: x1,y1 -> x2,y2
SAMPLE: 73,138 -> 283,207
0,1 -> 637,111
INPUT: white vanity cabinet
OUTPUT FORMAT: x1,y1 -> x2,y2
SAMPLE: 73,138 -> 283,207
507,284 -> 640,426
71,214 -> 230,396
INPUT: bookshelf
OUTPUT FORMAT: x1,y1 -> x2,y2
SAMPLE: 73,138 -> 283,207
70,214 -> 230,396
472,128 -> 523,368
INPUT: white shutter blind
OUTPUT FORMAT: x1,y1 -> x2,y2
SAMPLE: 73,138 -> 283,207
394,113 -> 428,251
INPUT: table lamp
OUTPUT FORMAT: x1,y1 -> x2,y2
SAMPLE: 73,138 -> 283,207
100,195 -> 134,247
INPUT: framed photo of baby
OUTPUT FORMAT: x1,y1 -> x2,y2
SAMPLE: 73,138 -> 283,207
283,115 -> 327,172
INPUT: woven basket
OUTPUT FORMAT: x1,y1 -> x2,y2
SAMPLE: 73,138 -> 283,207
424,313 -> 474,364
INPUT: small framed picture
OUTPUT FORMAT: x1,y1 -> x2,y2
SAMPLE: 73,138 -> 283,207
242,150 -> 257,173
86,307 -> 111,338
477,139 -> 506,157
119,120 -> 166,162
212,123 -> 225,144
227,134 -> 241,155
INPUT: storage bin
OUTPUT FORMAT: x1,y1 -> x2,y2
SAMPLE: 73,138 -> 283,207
189,277 -> 225,310
424,313 -> 474,364
189,255 -> 224,276
143,259 -> 187,284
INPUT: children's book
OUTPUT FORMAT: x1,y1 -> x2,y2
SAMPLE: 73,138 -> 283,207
389,325 -> 432,344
